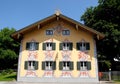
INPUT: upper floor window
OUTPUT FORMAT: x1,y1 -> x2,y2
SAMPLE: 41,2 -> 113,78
76,42 -> 90,51
62,30 -> 70,35
77,61 -> 91,71
60,42 -> 73,51
26,42 -> 39,51
46,30 -> 53,35
24,61 -> 38,70
43,42 -> 56,50
42,61 -> 56,70
59,61 -> 73,71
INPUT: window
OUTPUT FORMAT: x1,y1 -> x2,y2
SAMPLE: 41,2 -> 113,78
43,42 -> 56,50
42,61 -> 56,70
60,42 -> 73,50
46,30 -> 53,35
24,61 -> 38,70
77,61 -> 91,71
62,30 -> 70,35
59,61 -> 73,71
26,42 -> 39,50
76,42 -> 90,51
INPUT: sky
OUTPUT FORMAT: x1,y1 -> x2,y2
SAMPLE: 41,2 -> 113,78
0,0 -> 98,30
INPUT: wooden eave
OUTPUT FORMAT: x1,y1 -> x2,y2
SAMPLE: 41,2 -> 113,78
11,14 -> 105,40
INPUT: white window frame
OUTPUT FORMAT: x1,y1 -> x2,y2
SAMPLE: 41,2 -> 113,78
80,61 -> 87,71
46,43 -> 52,50
63,43 -> 69,50
28,61 -> 35,70
63,61 -> 70,70
80,43 -> 86,51
45,61 -> 52,70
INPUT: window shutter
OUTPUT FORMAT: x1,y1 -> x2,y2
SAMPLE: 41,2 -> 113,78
69,43 -> 73,50
59,61 -> 63,70
42,61 -> 45,70
77,61 -> 80,70
43,43 -> 46,50
24,61 -> 28,70
70,62 -> 74,70
52,43 -> 56,50
87,61 -> 91,70
86,43 -> 90,50
35,42 -> 39,50
26,43 -> 30,50
35,61 -> 38,70
52,61 -> 56,70
59,43 -> 63,50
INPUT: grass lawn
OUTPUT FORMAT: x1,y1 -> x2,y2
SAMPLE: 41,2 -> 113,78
0,72 -> 17,81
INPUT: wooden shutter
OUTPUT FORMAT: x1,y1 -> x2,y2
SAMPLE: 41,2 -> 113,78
69,43 -> 73,50
52,61 -> 56,70
35,42 -> 39,50
77,61 -> 80,70
42,61 -> 45,70
35,61 -> 38,70
59,43 -> 63,50
52,43 -> 56,50
86,43 -> 90,50
76,43 -> 81,50
24,61 -> 28,70
59,61 -> 63,70
43,43 -> 46,50
87,61 -> 91,70
26,42 -> 30,50
70,62 -> 74,70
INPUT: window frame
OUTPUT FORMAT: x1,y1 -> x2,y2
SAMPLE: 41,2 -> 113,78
77,61 -> 91,71
62,30 -> 70,35
24,61 -> 38,70
59,61 -> 73,71
43,42 -> 56,51
26,42 -> 39,51
76,42 -> 90,51
42,61 -> 56,71
60,42 -> 73,51
46,30 -> 53,35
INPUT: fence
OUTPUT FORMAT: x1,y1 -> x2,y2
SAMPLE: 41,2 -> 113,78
99,71 -> 120,81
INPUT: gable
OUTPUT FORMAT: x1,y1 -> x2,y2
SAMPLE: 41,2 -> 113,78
11,13 -> 104,41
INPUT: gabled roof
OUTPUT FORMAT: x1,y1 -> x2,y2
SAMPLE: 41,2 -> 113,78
11,13 -> 105,40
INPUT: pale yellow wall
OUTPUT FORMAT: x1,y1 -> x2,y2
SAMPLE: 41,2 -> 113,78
20,20 -> 97,78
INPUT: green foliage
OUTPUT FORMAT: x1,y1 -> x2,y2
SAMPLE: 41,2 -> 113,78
0,28 -> 19,69
0,71 -> 16,81
81,0 -> 120,70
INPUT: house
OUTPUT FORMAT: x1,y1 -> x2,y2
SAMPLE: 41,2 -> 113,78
11,12 -> 104,83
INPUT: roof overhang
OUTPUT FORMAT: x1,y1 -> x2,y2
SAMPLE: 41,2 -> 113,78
11,13 -> 105,41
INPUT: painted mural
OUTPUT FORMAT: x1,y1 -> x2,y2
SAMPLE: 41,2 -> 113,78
78,51 -> 91,78
43,39 -> 55,77
25,40 -> 38,77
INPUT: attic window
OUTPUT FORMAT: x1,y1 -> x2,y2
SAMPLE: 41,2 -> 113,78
62,30 -> 70,35
46,30 -> 53,35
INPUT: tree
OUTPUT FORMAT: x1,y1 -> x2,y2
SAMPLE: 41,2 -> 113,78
0,28 -> 19,69
81,0 -> 120,71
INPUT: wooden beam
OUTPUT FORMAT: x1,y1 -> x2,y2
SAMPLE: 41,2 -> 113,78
17,33 -> 20,39
76,25 -> 78,30
38,24 -> 40,29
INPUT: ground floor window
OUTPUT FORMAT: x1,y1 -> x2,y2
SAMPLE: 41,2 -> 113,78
24,61 -> 38,70
42,61 -> 56,70
77,61 -> 91,71
59,61 -> 73,71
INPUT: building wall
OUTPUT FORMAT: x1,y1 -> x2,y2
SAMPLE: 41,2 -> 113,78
18,20 -> 98,82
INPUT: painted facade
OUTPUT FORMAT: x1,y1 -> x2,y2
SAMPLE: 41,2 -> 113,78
11,13 -> 104,83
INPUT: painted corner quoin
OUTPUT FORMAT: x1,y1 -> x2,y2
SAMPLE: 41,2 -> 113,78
11,12 -> 104,83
